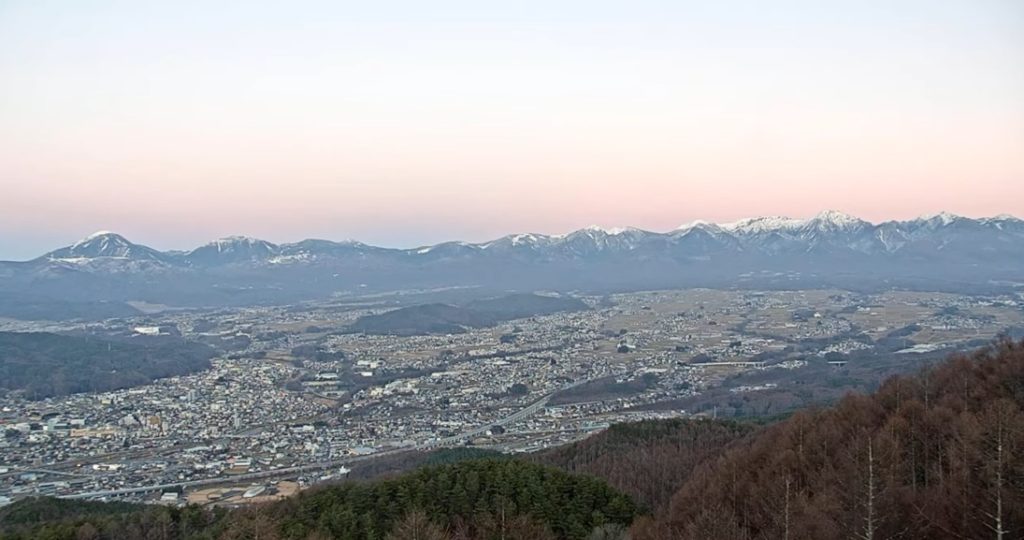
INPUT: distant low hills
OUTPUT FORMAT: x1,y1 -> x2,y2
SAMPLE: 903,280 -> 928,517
2,211 -> 1023,317
346,293 -> 589,335
0,332 -> 216,399
346,303 -> 496,335
0,292 -> 141,321
464,293 -> 589,320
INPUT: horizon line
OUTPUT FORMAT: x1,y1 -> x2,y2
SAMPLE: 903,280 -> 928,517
8,209 -> 1022,263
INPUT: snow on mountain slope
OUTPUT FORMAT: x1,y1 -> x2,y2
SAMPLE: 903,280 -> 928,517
720,216 -> 806,235
186,236 -> 279,266
41,232 -> 168,262
11,211 -> 1024,272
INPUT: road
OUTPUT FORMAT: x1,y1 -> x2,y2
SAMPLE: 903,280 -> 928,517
58,377 -> 592,501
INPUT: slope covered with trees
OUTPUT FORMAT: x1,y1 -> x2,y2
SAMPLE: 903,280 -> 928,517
257,459 -> 636,539
633,338 -> 1024,539
0,497 -> 226,540
346,294 -> 588,335
345,303 -> 498,335
0,460 -> 636,540
533,418 -> 755,512
0,332 -> 216,398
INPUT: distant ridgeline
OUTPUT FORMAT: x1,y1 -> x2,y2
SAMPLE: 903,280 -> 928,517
0,332 -> 216,399
345,293 -> 589,335
2,213 -> 1023,318
2,340 -> 1023,539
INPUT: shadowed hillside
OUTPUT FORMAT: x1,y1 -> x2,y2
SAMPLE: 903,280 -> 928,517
346,293 -> 588,335
632,338 -> 1024,539
533,418 -> 756,512
0,332 -> 216,399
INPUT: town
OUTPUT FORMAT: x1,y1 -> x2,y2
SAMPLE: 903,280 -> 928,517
2,288 -> 1022,508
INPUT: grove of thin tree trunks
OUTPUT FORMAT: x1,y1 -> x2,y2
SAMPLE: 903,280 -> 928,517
633,338 -> 1024,540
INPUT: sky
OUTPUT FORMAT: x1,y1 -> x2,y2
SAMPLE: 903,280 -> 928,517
1,0 -> 1022,260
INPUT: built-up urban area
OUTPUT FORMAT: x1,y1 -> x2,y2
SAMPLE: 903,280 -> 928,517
2,288 -> 1023,507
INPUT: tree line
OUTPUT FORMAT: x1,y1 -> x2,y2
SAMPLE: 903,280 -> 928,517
0,332 -> 215,399
0,460 -> 636,540
632,338 -> 1024,539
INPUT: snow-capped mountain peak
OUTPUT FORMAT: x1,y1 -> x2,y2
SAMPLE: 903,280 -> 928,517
77,230 -> 117,243
917,211 -> 963,227
673,220 -> 729,238
7,211 -> 1024,314
62,232 -> 132,257
72,230 -> 127,247
197,236 -> 278,254
812,209 -> 863,225
186,236 -> 279,265
40,231 -> 167,263
676,219 -> 709,229
15,210 -> 1024,274
805,210 -> 869,231
720,216 -> 805,234
675,219 -> 723,231
506,233 -> 550,246
211,235 -> 273,246
579,225 -> 634,236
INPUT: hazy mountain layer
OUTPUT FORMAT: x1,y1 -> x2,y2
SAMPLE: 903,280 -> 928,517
2,211 -> 1022,317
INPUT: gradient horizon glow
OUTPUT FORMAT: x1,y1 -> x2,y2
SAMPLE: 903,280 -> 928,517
1,1 -> 1022,260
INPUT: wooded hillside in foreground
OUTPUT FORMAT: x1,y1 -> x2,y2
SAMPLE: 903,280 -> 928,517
633,338 -> 1024,539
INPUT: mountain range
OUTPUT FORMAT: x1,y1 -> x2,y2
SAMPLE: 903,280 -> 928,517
1,210 -> 1022,317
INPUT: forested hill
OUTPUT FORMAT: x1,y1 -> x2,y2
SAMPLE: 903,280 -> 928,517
346,293 -> 588,335
632,338 -> 1024,539
0,332 -> 216,399
0,460 -> 637,540
532,418 -> 755,512
256,459 -> 636,539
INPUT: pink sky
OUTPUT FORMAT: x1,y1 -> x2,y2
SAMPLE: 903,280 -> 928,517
1,1 -> 1022,258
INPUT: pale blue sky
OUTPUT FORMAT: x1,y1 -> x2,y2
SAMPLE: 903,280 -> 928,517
1,1 -> 1022,259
